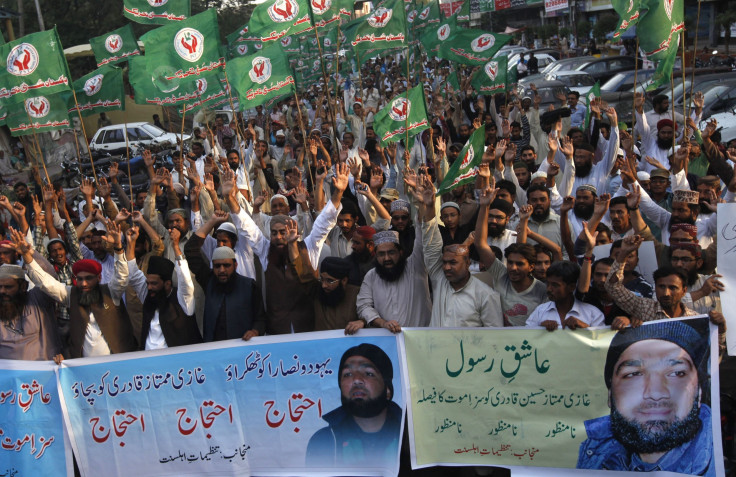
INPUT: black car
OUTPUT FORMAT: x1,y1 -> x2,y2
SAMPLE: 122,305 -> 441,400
575,56 -> 639,83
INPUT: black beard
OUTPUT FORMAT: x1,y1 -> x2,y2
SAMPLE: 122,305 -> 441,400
574,203 -> 594,221
78,286 -> 102,307
267,244 -> 288,269
341,391 -> 389,418
319,283 -> 346,306
488,223 -> 507,239
657,136 -> 674,151
532,206 -> 551,222
610,398 -> 701,455
699,201 -> 713,215
352,248 -> 373,264
143,290 -> 168,314
375,255 -> 407,282
575,161 -> 593,178
686,268 -> 700,287
0,293 -> 27,321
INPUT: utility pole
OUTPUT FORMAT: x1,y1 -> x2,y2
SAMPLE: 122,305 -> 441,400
33,0 -> 44,31
16,0 -> 23,37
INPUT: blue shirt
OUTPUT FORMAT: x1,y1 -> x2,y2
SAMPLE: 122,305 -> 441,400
570,103 -> 587,128
577,405 -> 715,475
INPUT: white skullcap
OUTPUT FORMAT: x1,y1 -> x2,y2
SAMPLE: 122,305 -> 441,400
271,194 -> 288,205
216,222 -> 237,235
211,246 -> 236,261
637,171 -> 651,181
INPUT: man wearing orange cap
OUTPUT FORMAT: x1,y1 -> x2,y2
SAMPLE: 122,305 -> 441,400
19,221 -> 137,359
345,225 -> 377,286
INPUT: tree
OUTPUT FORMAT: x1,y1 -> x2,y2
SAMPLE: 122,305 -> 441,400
577,20 -> 592,41
592,13 -> 618,43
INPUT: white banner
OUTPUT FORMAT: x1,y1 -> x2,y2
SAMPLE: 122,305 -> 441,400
717,203 -> 736,355
545,0 -> 569,13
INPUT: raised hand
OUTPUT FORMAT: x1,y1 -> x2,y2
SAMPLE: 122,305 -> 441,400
254,190 -> 267,208
414,174 -> 435,206
495,139 -> 508,161
504,143 -> 517,164
633,92 -> 645,112
108,162 -> 119,183
131,210 -> 145,224
501,119 -> 511,138
619,234 -> 644,257
80,178 -> 95,197
151,168 -> 166,186
436,137 -> 446,157
478,184 -> 498,207
692,91 -> 704,110
347,157 -> 361,177
31,194 -> 42,218
519,204 -> 532,222
561,196 -> 575,214
332,162 -> 350,192
221,169 -> 236,197
285,218 -> 300,243
477,162 -> 491,179
97,177 -> 111,199
41,184 -> 55,204
8,227 -> 32,257
620,130 -> 633,153
559,136 -> 574,157
212,210 -> 229,225
115,208 -> 132,223
581,221 -> 599,254
626,184 -> 642,210
12,201 -> 25,218
102,219 -> 123,248
403,166 -> 418,190
142,149 -> 155,168
547,161 -> 560,177
293,185 -> 309,206
594,193 -> 611,216
204,173 -> 216,193
702,118 -> 717,139
125,225 -> 140,246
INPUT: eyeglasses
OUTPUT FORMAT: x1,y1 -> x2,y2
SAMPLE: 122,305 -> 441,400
318,277 -> 340,285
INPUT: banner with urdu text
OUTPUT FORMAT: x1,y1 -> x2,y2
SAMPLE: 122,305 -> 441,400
0,360 -> 72,477
58,331 -> 404,477
402,317 -> 724,475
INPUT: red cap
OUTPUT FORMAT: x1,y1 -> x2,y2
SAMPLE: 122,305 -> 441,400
72,259 -> 102,276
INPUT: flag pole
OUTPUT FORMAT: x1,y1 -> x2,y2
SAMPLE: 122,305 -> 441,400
123,108 -> 134,209
24,110 -> 50,184
312,27 -> 341,147
632,37 -> 639,130
334,23 -> 342,117
71,89 -> 98,183
292,87 -> 316,190
178,107 -> 187,156
222,67 -> 256,202
681,34 -> 688,120
689,0 -> 702,118
670,71 -> 676,156
404,47 -> 410,148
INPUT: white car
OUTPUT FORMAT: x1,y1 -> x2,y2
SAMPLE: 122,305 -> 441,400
89,122 -> 189,153
705,111 -> 736,144
507,53 -> 557,72
494,45 -> 528,59
546,71 -> 596,96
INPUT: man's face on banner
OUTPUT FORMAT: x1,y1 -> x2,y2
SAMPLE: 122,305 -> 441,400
610,340 -> 702,455
340,356 -> 389,418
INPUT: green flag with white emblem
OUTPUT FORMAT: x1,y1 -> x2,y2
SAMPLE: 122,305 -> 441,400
5,92 -> 71,136
0,28 -> 72,104
436,124 -> 486,196
419,15 -> 457,53
70,65 -> 126,116
471,56 -> 510,95
128,55 -> 204,106
123,0 -> 190,24
373,85 -> 430,145
89,24 -> 141,67
228,0 -> 312,45
343,0 -> 407,53
438,29 -> 511,65
140,9 -> 225,88
227,42 -> 296,109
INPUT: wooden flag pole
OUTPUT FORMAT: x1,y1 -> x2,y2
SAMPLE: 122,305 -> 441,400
681,34 -> 688,120
293,87 -> 316,189
179,107 -> 187,156
123,109 -> 134,208
670,72 -> 676,156
71,123 -> 83,162
632,37 -> 639,129
689,0 -> 702,118
404,48 -> 410,148
334,23 -> 342,118
71,89 -> 97,183
24,110 -> 50,184
313,27 -> 342,141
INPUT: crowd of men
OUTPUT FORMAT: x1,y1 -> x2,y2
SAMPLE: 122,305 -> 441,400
0,54 -> 730,367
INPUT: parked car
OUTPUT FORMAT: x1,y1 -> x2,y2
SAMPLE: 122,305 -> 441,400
545,71 -> 596,95
601,69 -> 657,93
521,79 -> 570,109
541,56 -> 596,76
574,56 -> 639,83
494,45 -> 528,59
675,80 -> 736,120
665,71 -> 736,112
705,110 -> 736,144
89,122 -> 190,154
507,52 -> 557,75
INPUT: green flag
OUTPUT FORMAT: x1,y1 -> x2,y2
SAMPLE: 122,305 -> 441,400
178,74 -> 231,113
309,0 -> 353,30
438,29 -> 511,65
343,0 -> 407,53
413,0 -> 441,31
129,55 -> 203,106
583,81 -> 601,129
373,85 -> 430,145
611,0 -> 642,40
141,9 -> 225,87
89,25 -> 141,67
5,92 -> 71,136
123,0 -> 190,24
436,124 -> 486,196
70,65 -> 126,117
0,28 -> 72,104
643,33 -> 680,92
0,101 -> 7,126
637,0 -> 683,61
471,56 -> 510,95
227,42 -> 296,108
457,0 -> 470,21
419,15 -> 457,53
228,0 -> 312,45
